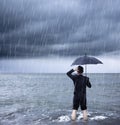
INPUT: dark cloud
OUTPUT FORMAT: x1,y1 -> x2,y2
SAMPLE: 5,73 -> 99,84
0,0 -> 120,58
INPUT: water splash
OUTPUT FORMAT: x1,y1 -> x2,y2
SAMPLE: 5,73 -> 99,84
90,116 -> 108,120
56,115 -> 71,122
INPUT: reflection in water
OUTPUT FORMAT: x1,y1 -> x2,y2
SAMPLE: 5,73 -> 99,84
71,121 -> 88,125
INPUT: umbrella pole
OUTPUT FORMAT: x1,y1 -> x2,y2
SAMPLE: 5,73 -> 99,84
85,65 -> 87,76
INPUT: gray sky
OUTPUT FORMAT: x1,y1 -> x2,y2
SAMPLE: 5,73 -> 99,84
0,0 -> 120,73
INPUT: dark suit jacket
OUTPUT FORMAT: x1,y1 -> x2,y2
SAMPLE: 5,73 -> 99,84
66,69 -> 91,96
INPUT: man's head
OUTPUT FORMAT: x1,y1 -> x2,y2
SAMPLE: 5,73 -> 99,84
77,66 -> 84,74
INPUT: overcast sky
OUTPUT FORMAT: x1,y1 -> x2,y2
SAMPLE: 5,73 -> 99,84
0,0 -> 120,73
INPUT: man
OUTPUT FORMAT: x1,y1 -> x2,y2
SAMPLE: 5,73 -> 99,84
66,66 -> 91,121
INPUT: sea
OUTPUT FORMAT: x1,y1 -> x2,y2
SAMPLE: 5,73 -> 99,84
0,73 -> 120,125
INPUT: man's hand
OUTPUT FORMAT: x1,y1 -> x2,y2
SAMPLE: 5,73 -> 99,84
74,67 -> 78,71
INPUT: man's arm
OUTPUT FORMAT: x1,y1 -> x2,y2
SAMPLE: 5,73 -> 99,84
86,77 -> 92,88
66,69 -> 75,81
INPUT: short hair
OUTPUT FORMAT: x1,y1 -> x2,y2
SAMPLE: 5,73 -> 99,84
78,66 -> 84,73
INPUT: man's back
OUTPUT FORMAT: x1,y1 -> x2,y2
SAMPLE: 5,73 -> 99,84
73,75 -> 91,95
66,69 -> 91,95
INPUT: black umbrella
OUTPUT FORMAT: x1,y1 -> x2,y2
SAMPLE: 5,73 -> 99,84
71,54 -> 103,75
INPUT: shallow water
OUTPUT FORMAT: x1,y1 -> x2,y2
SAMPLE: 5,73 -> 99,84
0,73 -> 120,125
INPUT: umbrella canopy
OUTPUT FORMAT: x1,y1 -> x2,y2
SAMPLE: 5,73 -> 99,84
71,55 -> 103,75
71,55 -> 103,65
